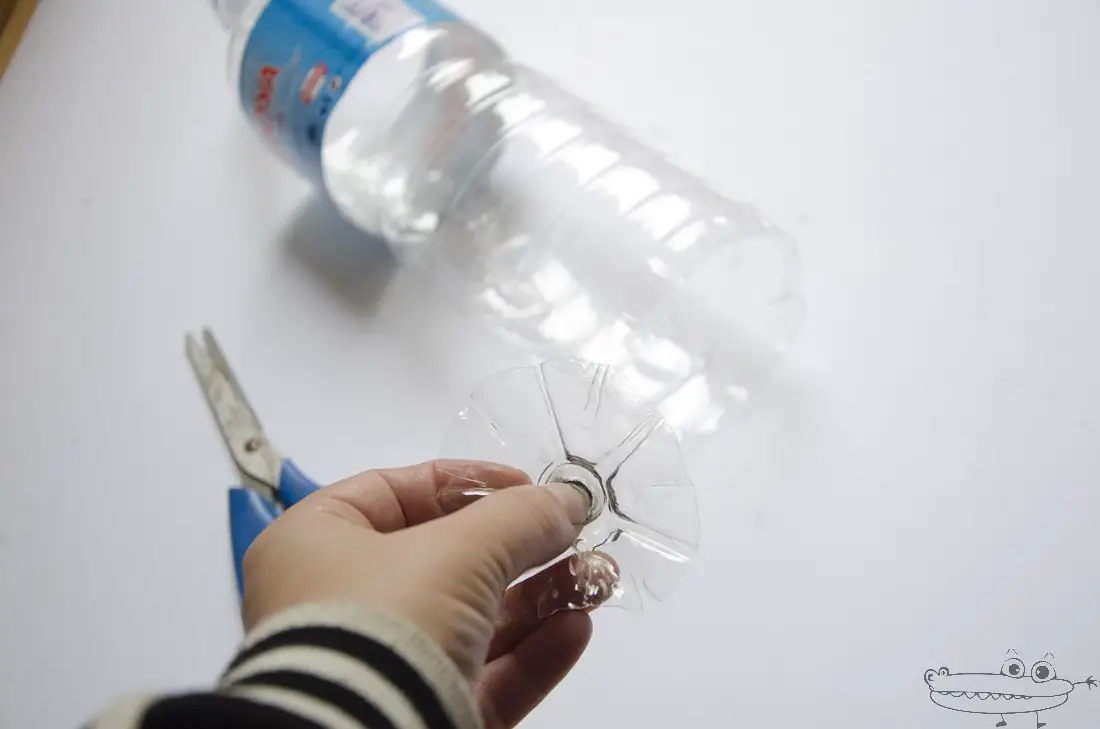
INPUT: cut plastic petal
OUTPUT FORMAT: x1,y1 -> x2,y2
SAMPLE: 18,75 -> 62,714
438,358 -> 700,611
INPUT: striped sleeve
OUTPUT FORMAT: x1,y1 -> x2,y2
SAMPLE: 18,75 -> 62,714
91,603 -> 483,729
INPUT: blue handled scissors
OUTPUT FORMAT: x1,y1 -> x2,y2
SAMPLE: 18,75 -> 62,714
185,328 -> 321,597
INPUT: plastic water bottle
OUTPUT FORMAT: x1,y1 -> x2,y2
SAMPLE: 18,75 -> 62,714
213,0 -> 803,438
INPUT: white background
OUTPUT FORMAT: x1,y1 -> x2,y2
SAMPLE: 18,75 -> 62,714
3,1 -> 1100,727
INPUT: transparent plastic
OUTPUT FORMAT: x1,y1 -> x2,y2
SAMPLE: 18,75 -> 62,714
215,1 -> 803,438
437,358 -> 700,612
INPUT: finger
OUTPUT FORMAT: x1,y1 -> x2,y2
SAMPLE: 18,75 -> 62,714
322,460 -> 530,532
488,552 -> 619,661
436,482 -> 589,592
477,611 -> 593,729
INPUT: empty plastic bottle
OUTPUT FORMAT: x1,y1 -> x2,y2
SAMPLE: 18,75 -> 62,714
213,0 -> 803,438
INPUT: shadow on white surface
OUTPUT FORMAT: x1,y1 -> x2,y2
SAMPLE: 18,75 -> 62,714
280,195 -> 398,317
271,189 -> 528,455
686,363 -> 818,506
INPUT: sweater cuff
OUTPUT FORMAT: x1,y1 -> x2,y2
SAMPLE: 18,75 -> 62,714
218,603 -> 483,729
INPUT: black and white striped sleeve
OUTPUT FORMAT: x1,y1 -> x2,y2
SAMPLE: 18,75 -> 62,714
91,603 -> 483,729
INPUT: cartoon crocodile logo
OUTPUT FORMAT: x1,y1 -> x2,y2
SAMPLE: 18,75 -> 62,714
924,651 -> 1095,727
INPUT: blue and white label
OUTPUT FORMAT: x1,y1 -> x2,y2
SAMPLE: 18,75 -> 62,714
240,0 -> 456,183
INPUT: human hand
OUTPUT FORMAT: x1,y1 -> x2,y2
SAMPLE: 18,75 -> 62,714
240,460 -> 619,729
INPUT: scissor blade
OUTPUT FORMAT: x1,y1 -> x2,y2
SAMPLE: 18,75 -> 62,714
186,329 -> 282,489
200,328 -> 258,420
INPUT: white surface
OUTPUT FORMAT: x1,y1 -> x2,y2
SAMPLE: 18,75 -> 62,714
2,1 -> 1100,728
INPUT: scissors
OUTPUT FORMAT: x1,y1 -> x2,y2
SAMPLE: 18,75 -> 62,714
186,328 -> 321,597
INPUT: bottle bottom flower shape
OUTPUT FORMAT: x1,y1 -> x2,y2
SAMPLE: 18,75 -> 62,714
437,358 -> 700,613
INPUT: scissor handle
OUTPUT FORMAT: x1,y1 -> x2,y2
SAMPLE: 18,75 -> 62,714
228,460 -> 321,598
276,459 -> 321,508
228,487 -> 280,597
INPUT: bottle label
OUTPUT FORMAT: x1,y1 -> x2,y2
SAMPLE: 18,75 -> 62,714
239,0 -> 455,184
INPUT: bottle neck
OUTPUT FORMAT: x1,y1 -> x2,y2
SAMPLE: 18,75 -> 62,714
212,0 -> 254,30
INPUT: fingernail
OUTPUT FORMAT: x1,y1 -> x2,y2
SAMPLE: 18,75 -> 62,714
549,481 -> 591,525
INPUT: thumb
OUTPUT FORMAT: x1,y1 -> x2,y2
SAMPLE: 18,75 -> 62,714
440,482 -> 589,589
